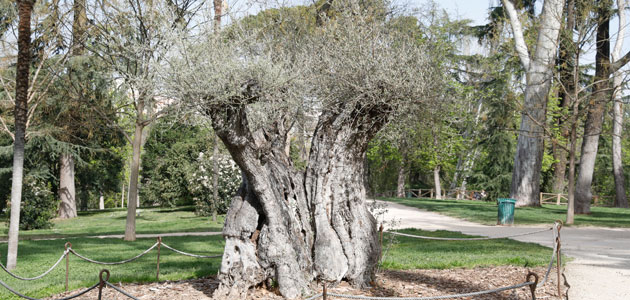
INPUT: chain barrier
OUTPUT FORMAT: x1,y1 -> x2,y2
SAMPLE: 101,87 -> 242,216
0,269 -> 139,300
0,278 -> 99,300
385,227 -> 552,241
0,222 -> 563,300
332,221 -> 564,300
160,242 -> 223,258
0,250 -> 69,281
68,242 -> 159,265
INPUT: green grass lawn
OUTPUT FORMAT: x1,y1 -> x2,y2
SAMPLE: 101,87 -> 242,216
383,197 -> 630,227
0,206 -> 224,241
0,205 -> 558,299
381,229 -> 556,270
0,235 -> 224,299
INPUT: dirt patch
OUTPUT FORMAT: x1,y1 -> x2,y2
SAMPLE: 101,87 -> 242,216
47,266 -> 563,300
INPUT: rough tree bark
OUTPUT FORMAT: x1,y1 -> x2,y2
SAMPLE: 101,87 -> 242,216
611,0 -> 628,208
7,0 -> 34,270
575,1 -> 611,214
502,0 -> 565,207
58,153 -> 78,219
213,103 -> 381,299
212,135 -> 219,221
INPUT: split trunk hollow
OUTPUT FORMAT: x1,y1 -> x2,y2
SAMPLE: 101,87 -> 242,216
213,109 -> 381,299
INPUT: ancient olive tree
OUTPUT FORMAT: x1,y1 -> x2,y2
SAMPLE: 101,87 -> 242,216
165,4 -> 434,299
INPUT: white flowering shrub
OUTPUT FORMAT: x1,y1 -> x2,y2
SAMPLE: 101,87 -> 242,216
6,175 -> 57,230
187,151 -> 241,216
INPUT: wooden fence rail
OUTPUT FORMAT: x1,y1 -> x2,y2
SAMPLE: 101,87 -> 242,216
539,192 -> 614,207
377,190 -> 614,207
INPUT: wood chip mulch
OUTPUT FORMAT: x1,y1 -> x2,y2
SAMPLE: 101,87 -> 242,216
47,266 -> 564,300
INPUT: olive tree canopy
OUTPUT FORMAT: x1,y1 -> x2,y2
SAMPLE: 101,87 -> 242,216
164,1 -> 440,298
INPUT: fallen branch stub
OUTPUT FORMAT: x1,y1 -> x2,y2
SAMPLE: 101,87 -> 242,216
526,272 -> 539,300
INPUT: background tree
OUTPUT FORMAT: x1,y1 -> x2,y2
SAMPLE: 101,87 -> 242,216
502,0 -> 565,207
6,0 -> 34,271
574,0 -> 630,214
610,0 -> 628,208
86,0 -> 203,241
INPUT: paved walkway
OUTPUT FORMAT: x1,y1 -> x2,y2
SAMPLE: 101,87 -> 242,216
377,200 -> 630,300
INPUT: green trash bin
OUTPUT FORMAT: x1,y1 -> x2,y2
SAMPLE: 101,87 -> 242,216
497,198 -> 516,225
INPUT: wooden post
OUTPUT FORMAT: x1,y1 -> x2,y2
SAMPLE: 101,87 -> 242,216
323,282 -> 327,300
379,223 -> 383,252
65,242 -> 71,292
156,237 -> 162,280
539,192 -> 543,204
556,222 -> 562,297
430,189 -> 434,199
556,193 -> 561,205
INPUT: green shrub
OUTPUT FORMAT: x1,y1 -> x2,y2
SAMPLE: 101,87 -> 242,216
7,176 -> 57,230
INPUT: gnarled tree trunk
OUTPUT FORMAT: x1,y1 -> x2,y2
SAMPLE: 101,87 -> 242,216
213,106 -> 381,299
58,153 -> 77,219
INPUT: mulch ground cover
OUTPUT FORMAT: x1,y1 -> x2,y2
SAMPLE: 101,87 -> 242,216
47,266 -> 564,300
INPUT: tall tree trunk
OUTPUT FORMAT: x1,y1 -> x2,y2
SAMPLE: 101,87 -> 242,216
566,116 -> 578,224
612,95 -> 628,208
504,0 -> 564,207
433,165 -> 442,200
99,190 -> 105,210
510,66 -> 550,207
213,106 -> 380,299
551,0 -> 576,194
58,154 -> 77,219
56,0 -> 87,219
7,0 -> 34,270
575,1 -> 611,214
612,0 -> 628,208
211,134 -> 219,222
396,159 -> 406,198
124,121 -> 145,241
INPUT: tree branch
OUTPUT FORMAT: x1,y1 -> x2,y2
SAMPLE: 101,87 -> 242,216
502,0 -> 531,70
0,115 -> 14,141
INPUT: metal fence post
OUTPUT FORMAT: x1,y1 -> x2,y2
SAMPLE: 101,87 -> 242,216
322,282 -> 327,300
98,269 -> 110,300
527,272 -> 538,300
156,236 -> 162,281
65,242 -> 72,292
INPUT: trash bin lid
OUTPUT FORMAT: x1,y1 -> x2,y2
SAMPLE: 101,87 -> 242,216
497,198 -> 516,203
